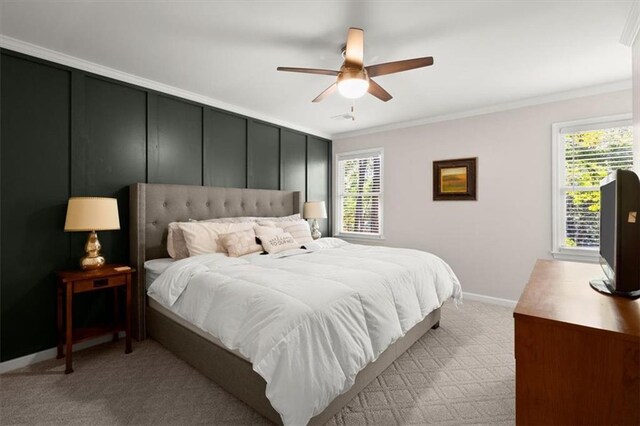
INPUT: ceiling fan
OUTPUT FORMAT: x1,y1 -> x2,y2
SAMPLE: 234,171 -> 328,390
277,27 -> 434,103
331,104 -> 356,121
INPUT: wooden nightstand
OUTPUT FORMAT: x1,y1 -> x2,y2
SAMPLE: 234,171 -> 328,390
56,265 -> 135,374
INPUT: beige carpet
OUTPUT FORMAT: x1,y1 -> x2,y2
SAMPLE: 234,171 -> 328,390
0,300 -> 515,425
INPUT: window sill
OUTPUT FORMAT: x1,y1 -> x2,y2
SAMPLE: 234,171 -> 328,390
334,233 -> 386,243
551,250 -> 599,264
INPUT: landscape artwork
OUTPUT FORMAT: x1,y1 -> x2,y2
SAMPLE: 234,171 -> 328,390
433,158 -> 477,201
440,166 -> 468,193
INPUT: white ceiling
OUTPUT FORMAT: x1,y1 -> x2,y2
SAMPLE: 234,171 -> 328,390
0,1 -> 633,138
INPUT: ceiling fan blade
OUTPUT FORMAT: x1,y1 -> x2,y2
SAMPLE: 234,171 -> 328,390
312,82 -> 337,103
277,67 -> 339,76
331,113 -> 353,120
368,79 -> 393,102
366,57 -> 434,77
344,27 -> 364,68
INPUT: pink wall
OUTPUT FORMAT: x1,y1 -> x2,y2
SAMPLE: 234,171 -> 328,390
334,90 -> 632,301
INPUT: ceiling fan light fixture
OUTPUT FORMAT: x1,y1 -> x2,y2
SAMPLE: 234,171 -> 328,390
337,78 -> 369,99
337,68 -> 369,99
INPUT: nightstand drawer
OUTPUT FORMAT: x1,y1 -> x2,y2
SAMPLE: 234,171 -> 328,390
74,274 -> 126,293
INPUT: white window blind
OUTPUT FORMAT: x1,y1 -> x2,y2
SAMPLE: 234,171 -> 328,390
552,116 -> 634,260
336,150 -> 383,237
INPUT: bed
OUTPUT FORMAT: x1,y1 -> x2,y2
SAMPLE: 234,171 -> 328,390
129,183 -> 460,425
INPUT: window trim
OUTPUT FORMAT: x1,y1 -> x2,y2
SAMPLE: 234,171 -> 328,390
333,148 -> 385,240
551,113 -> 632,263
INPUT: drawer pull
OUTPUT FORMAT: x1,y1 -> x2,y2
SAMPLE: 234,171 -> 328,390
93,278 -> 109,288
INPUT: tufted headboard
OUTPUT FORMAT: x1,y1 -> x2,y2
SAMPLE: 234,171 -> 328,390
129,183 -> 303,339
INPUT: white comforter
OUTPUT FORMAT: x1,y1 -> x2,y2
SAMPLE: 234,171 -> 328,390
148,238 -> 461,425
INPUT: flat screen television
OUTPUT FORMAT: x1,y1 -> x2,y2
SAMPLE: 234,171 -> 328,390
589,169 -> 640,298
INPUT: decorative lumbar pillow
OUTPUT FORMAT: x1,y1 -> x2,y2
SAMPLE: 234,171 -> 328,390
218,229 -> 263,257
258,220 -> 313,245
254,225 -> 285,244
178,222 -> 255,256
261,232 -> 302,254
167,222 -> 190,260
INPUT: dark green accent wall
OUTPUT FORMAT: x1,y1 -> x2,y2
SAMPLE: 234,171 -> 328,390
307,137 -> 332,236
281,130 -> 307,198
0,49 -> 331,362
248,121 -> 280,190
149,95 -> 203,185
203,109 -> 247,188
1,55 -> 71,360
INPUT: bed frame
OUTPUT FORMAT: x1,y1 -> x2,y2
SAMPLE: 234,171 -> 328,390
129,182 -> 441,425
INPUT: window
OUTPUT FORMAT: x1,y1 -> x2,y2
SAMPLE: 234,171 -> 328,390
552,114 -> 634,262
335,149 -> 383,238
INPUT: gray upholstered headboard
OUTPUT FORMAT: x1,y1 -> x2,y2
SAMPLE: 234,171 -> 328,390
129,183 -> 303,339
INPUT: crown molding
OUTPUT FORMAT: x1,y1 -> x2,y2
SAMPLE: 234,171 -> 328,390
620,0 -> 640,46
332,80 -> 632,140
1,34 -> 631,142
0,35 -> 331,140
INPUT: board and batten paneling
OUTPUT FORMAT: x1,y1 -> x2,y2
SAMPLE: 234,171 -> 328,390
280,130 -> 307,199
148,94 -> 203,185
307,137 -> 331,236
0,55 -> 71,361
74,76 -> 147,264
0,48 -> 331,362
248,121 -> 280,190
204,109 -> 247,188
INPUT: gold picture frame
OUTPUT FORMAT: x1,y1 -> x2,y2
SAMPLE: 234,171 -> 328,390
433,157 -> 477,201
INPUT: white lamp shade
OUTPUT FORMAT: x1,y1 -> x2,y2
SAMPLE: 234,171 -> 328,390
64,197 -> 120,231
303,201 -> 327,219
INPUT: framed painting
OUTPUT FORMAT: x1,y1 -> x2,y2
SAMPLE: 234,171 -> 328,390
433,157 -> 477,201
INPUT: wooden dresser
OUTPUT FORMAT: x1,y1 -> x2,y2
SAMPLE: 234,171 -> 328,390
514,259 -> 640,425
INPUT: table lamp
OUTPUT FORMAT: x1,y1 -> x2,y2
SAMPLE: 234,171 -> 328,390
64,197 -> 120,270
303,201 -> 327,240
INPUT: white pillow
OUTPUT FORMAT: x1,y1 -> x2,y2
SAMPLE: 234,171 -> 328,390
178,222 -> 255,256
261,232 -> 302,254
168,214 -> 302,258
258,219 -> 313,245
192,213 -> 301,223
265,213 -> 301,222
190,216 -> 255,223
167,222 -> 190,260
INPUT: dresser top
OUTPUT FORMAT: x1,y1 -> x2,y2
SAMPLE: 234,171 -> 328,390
514,259 -> 640,339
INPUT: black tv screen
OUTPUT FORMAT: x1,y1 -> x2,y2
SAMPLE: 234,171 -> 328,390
599,179 -> 616,282
592,169 -> 640,298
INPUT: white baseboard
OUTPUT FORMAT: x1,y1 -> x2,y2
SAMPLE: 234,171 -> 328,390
0,332 -> 125,374
462,291 -> 518,309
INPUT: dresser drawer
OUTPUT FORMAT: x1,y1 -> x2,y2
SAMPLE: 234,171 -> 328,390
74,274 -> 126,293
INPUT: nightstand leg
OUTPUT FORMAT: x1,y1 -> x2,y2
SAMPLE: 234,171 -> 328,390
125,274 -> 132,354
65,282 -> 74,374
56,285 -> 63,359
112,287 -> 119,342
